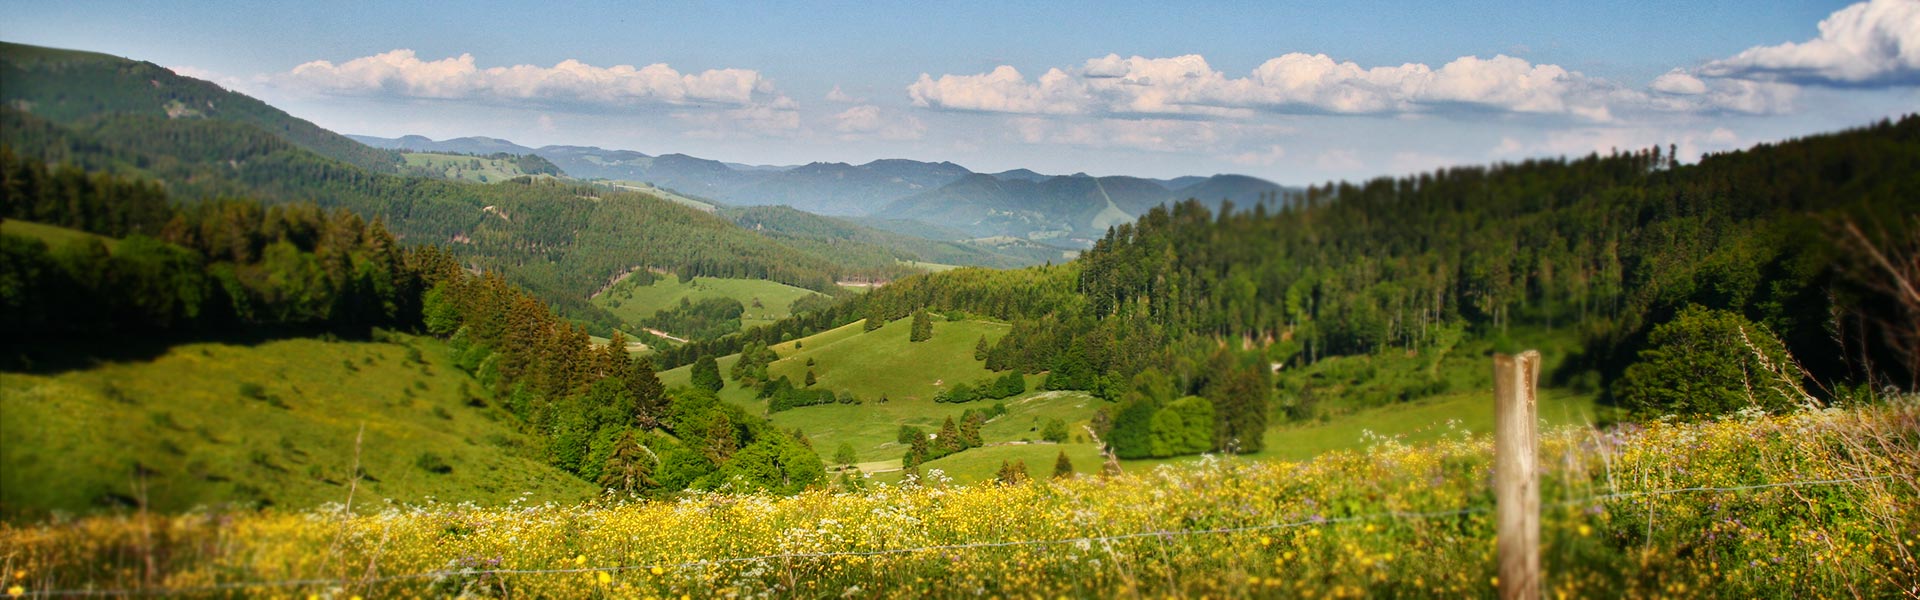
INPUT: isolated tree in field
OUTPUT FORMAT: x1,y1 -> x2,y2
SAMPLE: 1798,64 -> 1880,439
804,369 -> 817,387
833,442 -> 857,467
1052,450 -> 1074,479
974,336 -> 990,360
1618,305 -> 1800,418
910,309 -> 933,342
691,355 -> 723,392
1041,418 -> 1069,443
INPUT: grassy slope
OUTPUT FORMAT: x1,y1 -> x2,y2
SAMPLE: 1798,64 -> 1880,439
400,153 -> 540,183
0,334 -> 596,517
593,275 -> 825,332
661,315 -> 1602,484
661,317 -> 1028,465
606,181 -> 718,213
1,220 -> 119,251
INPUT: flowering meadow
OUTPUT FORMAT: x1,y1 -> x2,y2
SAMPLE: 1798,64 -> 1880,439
4,401 -> 1915,599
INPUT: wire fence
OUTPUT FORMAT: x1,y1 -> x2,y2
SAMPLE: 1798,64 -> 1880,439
14,474 -> 1896,598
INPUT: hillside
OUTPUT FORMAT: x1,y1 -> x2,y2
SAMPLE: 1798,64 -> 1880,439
0,333 -> 598,517
350,133 -> 1294,247
398,151 -> 564,182
877,172 -> 1293,246
0,42 -> 400,174
660,317 -> 1024,464
593,274 -> 827,337
724,205 -> 1074,270
0,44 -> 918,332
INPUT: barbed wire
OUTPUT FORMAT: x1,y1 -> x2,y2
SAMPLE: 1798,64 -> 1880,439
14,474 -> 1897,598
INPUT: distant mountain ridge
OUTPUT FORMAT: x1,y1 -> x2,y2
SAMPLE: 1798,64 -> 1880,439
354,133 -> 1299,246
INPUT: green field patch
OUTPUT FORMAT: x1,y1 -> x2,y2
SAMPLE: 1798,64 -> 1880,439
399,152 -> 548,183
0,334 -> 595,517
876,442 -> 1105,485
662,317 -> 1050,463
593,275 -> 824,333
2,220 -> 119,251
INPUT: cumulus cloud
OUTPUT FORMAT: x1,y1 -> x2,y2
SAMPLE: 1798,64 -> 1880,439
1226,144 -> 1288,167
280,49 -> 780,109
1698,0 -> 1920,86
830,105 -> 926,141
910,52 -> 1647,120
825,85 -> 863,103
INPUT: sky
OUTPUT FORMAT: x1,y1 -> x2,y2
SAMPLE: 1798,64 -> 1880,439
4,0 -> 1917,184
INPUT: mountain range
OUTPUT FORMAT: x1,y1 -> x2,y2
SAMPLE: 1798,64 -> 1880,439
351,134 -> 1298,246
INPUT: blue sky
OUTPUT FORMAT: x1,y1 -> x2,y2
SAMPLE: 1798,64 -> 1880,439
5,1 -> 1916,183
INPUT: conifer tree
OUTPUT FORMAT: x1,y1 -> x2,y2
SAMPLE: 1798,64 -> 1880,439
1052,450 -> 1074,479
910,309 -> 933,342
690,355 -> 723,392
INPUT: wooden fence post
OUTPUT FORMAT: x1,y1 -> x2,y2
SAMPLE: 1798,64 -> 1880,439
1494,350 -> 1541,600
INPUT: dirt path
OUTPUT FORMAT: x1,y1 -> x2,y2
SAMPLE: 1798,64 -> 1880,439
643,328 -> 689,343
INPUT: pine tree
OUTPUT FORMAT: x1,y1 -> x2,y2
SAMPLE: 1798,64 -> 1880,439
804,369 -> 817,387
910,309 -> 933,342
690,354 -> 723,392
974,336 -> 989,360
1052,450 -> 1074,479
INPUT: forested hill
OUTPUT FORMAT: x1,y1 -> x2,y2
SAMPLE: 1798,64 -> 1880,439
0,42 -> 925,332
675,116 -> 1920,416
0,42 -> 400,174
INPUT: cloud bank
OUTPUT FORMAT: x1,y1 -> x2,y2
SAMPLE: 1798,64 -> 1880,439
283,49 -> 781,108
1699,0 -> 1920,86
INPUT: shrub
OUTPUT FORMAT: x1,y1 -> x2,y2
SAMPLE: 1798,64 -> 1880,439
1617,305 -> 1803,419
415,452 -> 453,474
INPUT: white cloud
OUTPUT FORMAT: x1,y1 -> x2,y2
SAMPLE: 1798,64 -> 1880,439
280,49 -> 778,108
909,52 -> 1645,120
825,85 -> 863,103
909,65 -> 1089,115
1650,69 -> 1708,95
830,105 -> 926,141
1226,144 -> 1288,166
1699,0 -> 1920,86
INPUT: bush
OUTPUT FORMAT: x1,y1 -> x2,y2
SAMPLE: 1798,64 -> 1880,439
1617,305 -> 1803,419
415,452 -> 453,474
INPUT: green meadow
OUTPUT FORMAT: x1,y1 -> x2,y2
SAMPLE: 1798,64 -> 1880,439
0,334 -> 595,517
399,152 -> 548,183
594,275 -> 826,333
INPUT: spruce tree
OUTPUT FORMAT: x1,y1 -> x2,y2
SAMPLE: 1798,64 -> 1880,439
910,309 -> 933,342
1052,450 -> 1074,479
690,354 -> 723,392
